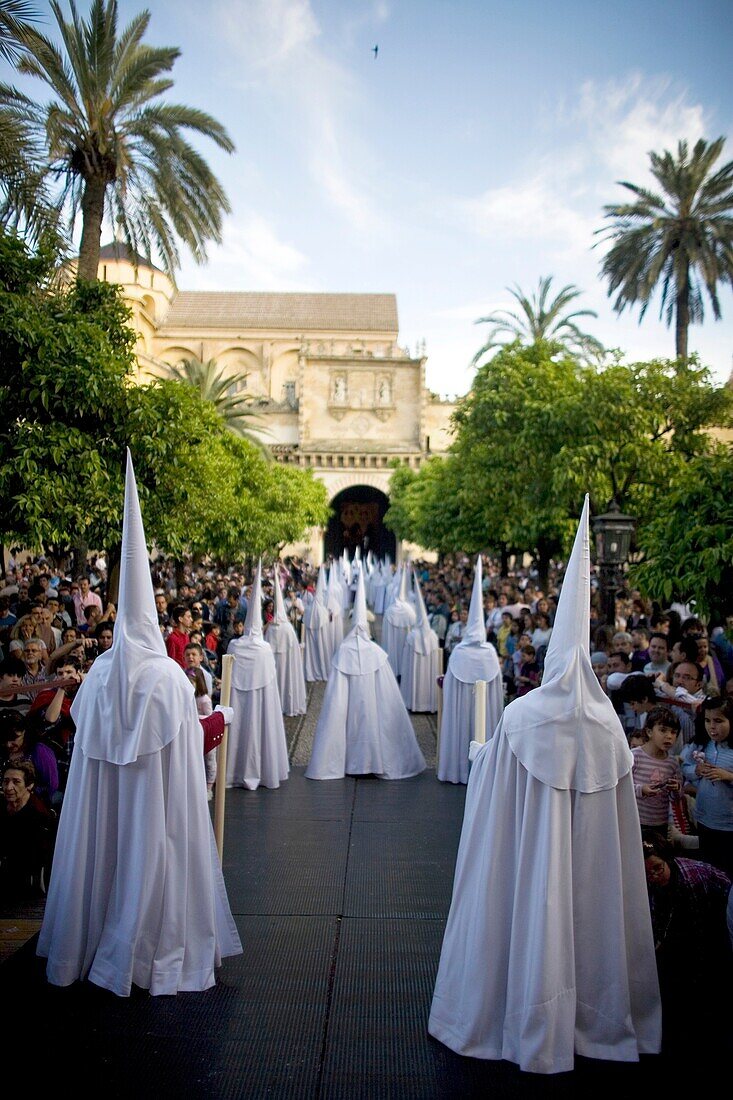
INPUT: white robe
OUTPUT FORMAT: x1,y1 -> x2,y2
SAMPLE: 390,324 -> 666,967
400,626 -> 442,712
37,697 -> 241,996
306,637 -> 425,781
303,602 -> 331,682
227,636 -> 289,789
437,644 -> 503,784
381,599 -> 416,678
266,620 -> 306,716
429,718 -> 661,1072
371,574 -> 387,614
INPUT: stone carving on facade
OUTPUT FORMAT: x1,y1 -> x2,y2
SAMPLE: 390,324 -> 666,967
374,372 -> 394,421
330,372 -> 348,420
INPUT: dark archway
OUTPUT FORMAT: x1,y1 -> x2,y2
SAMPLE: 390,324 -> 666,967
325,486 -> 396,561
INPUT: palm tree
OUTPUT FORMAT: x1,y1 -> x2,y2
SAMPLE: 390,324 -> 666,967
597,137 -> 733,361
0,0 -> 38,62
472,276 -> 604,367
160,357 -> 269,449
0,1 -> 60,243
0,0 -> 234,281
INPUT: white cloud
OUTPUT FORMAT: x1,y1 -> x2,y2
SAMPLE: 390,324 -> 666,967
211,0 -> 386,238
451,75 -> 710,266
575,74 -> 708,183
179,214 -> 311,290
460,177 -> 594,255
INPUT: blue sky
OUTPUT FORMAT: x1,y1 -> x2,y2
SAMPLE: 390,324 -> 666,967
13,1 -> 733,392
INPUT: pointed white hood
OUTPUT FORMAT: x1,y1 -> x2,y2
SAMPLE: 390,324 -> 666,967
305,564 -> 331,632
229,559 -> 275,687
272,565 -> 289,625
243,561 -> 263,637
408,575 -> 439,655
447,555 -> 501,684
399,561 -> 409,602
327,563 -> 344,615
504,496 -> 632,792
332,564 -> 387,675
384,562 -> 417,629
315,564 -> 328,608
461,556 -> 487,646
72,449 -> 192,764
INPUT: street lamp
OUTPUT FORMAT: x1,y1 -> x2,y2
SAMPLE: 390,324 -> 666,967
592,500 -> 636,628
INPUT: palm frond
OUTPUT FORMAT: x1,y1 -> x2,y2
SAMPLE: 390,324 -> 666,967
471,276 -> 603,366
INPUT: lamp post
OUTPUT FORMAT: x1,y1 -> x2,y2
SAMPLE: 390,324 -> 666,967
592,500 -> 636,628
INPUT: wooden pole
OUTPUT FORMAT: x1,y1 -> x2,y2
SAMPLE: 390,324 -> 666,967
436,674 -> 444,766
214,653 -> 234,861
474,679 -> 487,745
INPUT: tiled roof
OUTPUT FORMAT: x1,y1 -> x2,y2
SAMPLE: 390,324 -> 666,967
98,241 -> 164,272
162,292 -> 399,333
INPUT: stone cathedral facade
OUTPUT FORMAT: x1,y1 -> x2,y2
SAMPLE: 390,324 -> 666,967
96,243 -> 456,562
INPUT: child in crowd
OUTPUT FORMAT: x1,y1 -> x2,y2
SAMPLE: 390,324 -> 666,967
681,695 -> 733,878
631,705 -> 682,845
515,644 -> 540,697
186,666 -> 216,801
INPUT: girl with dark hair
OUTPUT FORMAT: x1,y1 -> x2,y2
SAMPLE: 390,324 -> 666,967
681,695 -> 733,878
0,711 -> 59,806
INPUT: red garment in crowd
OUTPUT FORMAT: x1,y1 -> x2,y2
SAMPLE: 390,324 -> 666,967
165,628 -> 190,669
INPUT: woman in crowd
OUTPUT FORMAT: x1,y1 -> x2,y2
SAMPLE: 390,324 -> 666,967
0,710 -> 58,806
681,695 -> 733,878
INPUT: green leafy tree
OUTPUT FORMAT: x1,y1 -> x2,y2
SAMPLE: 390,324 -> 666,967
598,137 -> 733,360
0,0 -> 234,281
631,445 -> 733,618
472,277 -> 604,368
387,342 -> 731,586
386,457 -> 487,555
552,356 -> 731,523
0,227 -> 330,561
158,356 -> 267,446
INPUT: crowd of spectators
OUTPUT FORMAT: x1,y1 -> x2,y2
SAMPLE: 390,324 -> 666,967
1,549 -> 731,995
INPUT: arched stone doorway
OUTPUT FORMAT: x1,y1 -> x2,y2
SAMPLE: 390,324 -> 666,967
325,486 -> 396,561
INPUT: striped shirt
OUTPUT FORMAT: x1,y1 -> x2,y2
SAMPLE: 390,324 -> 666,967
632,747 -> 682,826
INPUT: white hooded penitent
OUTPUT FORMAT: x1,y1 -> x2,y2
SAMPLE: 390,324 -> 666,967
38,449 -> 241,995
305,567 -> 426,781
429,497 -> 661,1073
326,562 -> 345,656
266,565 -> 306,717
227,561 -> 289,789
437,555 -> 503,783
303,564 -> 331,681
381,561 -> 417,678
400,573 -> 441,712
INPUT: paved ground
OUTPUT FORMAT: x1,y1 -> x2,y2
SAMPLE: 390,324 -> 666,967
3,632 -> 675,1096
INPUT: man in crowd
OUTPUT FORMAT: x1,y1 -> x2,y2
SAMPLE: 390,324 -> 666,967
644,633 -> 671,677
72,576 -> 103,627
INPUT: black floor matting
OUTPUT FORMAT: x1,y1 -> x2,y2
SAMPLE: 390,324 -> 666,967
344,819 -> 459,918
9,766 -> 678,1096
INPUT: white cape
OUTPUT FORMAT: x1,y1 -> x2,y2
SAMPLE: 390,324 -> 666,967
306,569 -> 425,781
266,620 -> 307,716
428,717 -> 661,1072
37,684 -> 241,995
400,629 -> 441,712
303,611 -> 332,680
226,636 -> 289,789
437,646 -> 504,784
381,601 -> 416,678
